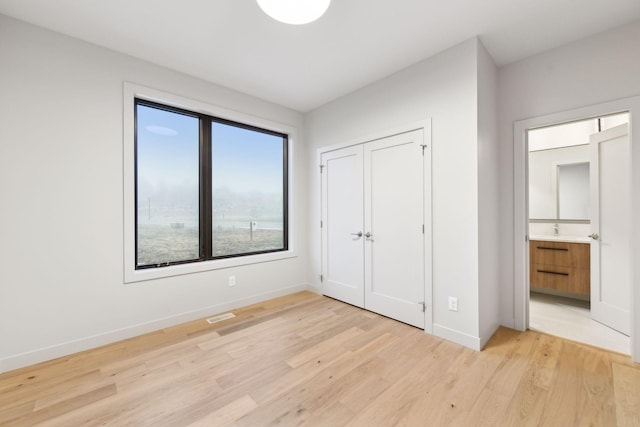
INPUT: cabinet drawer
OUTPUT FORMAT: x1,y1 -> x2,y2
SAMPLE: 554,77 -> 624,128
529,240 -> 590,269
530,263 -> 590,295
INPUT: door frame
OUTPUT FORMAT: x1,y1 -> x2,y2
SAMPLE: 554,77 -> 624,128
513,96 -> 640,362
317,118 -> 433,333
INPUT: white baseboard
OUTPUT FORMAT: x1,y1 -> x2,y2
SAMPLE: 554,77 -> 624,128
433,323 -> 482,351
0,283 -> 309,374
305,284 -> 322,295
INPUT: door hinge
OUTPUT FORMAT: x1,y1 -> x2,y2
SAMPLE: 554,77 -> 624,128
320,274 -> 324,283
320,220 -> 323,228
419,301 -> 426,312
421,144 -> 427,155
320,164 -> 325,173
422,224 -> 425,234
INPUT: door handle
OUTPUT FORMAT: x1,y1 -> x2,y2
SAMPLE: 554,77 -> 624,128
351,231 -> 363,238
364,232 -> 373,241
588,233 -> 599,240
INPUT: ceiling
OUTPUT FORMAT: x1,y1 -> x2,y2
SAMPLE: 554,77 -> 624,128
1,1 -> 640,112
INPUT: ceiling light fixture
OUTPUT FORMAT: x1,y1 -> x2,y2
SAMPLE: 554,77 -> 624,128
257,0 -> 331,25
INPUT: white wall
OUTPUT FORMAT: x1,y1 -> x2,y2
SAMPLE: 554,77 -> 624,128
0,15 -> 308,373
306,38 -> 485,348
498,19 -> 640,354
477,41 -> 500,347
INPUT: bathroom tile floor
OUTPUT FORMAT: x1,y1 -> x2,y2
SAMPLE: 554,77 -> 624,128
529,291 -> 630,355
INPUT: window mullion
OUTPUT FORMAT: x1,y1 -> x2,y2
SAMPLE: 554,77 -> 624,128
200,117 -> 213,260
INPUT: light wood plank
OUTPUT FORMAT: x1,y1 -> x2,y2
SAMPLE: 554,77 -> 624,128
613,361 -> 640,426
577,346 -> 617,426
8,384 -> 117,427
285,326 -> 364,368
0,291 -> 638,426
187,394 -> 258,427
538,341 -> 583,427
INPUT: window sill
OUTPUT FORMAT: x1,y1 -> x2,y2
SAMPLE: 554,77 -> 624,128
125,249 -> 297,283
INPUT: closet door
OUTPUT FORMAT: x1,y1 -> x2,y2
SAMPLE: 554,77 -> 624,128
321,145 -> 365,307
364,130 -> 425,328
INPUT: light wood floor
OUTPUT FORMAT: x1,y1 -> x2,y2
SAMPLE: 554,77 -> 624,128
1,292 -> 639,426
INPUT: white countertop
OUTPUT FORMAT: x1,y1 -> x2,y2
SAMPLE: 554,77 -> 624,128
530,234 -> 591,244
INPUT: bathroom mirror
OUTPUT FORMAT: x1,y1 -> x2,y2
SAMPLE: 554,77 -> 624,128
528,145 -> 590,220
557,162 -> 590,220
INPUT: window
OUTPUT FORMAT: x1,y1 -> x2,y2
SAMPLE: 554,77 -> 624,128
211,121 -> 287,257
134,99 -> 288,269
136,104 -> 200,266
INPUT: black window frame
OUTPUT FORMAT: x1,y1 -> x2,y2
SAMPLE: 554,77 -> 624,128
134,98 -> 289,270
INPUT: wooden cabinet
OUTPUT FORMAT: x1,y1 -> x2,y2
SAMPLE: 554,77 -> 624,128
529,240 -> 590,296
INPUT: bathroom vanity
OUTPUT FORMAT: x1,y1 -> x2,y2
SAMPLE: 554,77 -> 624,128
529,236 -> 590,297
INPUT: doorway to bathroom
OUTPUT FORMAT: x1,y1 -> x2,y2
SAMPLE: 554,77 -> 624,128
525,112 -> 631,354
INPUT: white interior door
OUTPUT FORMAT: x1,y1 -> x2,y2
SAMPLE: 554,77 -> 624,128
364,130 -> 425,328
590,123 -> 631,336
321,145 -> 365,307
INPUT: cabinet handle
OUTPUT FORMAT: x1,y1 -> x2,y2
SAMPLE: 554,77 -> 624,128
537,270 -> 569,276
536,246 -> 568,251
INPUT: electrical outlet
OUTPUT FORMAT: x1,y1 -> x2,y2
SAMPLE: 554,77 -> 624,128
228,275 -> 236,287
448,297 -> 458,312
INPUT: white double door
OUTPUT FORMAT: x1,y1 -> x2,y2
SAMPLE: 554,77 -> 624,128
590,123 -> 631,336
321,129 -> 429,329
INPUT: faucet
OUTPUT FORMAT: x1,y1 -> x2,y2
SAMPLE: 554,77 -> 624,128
553,223 -> 559,236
